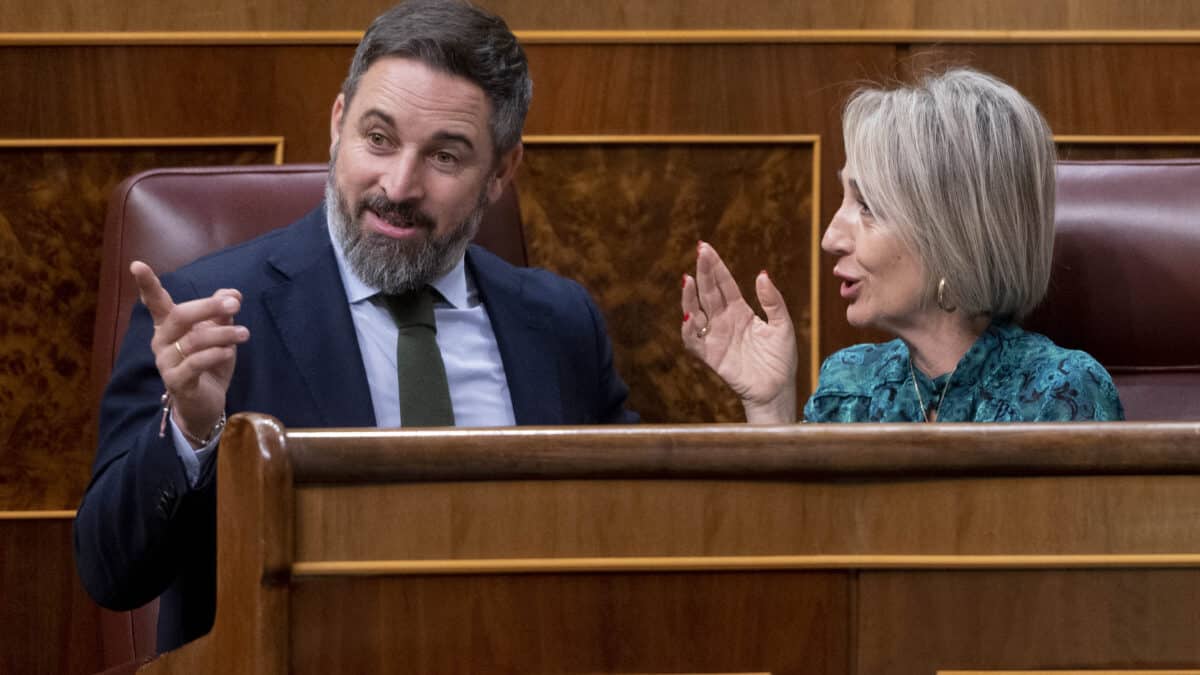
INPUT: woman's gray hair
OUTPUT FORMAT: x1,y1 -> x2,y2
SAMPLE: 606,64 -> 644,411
341,0 -> 533,158
842,68 -> 1057,321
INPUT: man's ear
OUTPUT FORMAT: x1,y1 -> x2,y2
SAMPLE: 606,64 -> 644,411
329,93 -> 346,157
487,142 -> 524,204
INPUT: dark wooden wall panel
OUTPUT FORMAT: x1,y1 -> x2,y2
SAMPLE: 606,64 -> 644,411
519,142 -> 815,423
0,516 -> 102,675
0,143 -> 277,510
8,0 -> 1200,31
0,46 -> 351,161
522,43 -> 899,379
291,572 -> 849,674
856,570 -> 1200,674
904,45 -> 1200,134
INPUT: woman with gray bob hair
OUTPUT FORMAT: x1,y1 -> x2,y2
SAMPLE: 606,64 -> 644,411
681,68 -> 1123,423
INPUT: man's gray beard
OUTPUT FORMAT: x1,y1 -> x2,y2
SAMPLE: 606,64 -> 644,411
325,174 -> 485,294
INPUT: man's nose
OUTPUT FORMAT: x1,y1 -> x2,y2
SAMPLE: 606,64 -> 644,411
378,152 -> 426,203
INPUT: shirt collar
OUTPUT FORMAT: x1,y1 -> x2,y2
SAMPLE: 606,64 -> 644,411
326,210 -> 470,308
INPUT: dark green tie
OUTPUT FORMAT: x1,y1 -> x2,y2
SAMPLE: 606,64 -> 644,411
383,288 -> 455,427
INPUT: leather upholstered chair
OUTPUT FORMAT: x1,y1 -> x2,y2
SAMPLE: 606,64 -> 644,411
88,164 -> 526,668
1025,159 -> 1200,420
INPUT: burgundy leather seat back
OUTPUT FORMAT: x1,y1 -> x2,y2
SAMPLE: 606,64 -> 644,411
1025,159 -> 1200,420
89,164 -> 525,667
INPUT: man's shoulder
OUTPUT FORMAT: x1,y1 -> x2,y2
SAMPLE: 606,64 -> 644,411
165,207 -> 327,292
467,245 -> 591,304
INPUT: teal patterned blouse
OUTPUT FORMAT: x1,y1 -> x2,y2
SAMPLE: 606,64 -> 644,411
803,322 -> 1124,422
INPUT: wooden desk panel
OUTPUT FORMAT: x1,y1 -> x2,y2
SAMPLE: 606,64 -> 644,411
293,475 -> 1200,562
290,571 -> 847,675
859,570 -> 1200,675
0,513 -> 102,675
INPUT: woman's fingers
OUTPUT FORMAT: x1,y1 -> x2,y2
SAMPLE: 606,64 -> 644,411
695,242 -> 735,316
755,270 -> 793,330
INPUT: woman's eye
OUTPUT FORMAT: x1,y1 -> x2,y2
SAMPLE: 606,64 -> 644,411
858,199 -> 873,216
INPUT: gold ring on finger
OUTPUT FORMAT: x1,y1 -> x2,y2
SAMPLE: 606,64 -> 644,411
174,340 -> 187,360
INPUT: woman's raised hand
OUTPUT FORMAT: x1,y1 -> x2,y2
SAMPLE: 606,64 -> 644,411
681,242 -> 798,423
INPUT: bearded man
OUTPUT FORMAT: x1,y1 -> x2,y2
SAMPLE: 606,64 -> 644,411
74,0 -> 637,653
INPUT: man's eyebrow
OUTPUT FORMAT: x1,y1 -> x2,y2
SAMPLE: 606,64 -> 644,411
359,109 -> 396,128
431,130 -> 475,151
357,109 -> 476,151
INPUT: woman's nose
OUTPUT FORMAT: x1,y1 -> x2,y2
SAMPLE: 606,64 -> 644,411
822,210 -> 853,256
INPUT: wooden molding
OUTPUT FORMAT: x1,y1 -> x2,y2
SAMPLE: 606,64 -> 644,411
0,510 -> 75,520
940,671 -> 1200,675
1056,134 -> 1200,144
0,136 -> 286,163
292,554 -> 1200,577
4,29 -> 1200,46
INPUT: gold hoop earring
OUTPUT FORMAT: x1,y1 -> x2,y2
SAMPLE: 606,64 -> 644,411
936,278 -> 957,313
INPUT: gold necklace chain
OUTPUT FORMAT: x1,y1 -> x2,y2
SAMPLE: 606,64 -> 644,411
909,359 -> 958,423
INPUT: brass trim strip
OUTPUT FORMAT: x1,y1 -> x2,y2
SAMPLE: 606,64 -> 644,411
0,136 -> 286,163
0,31 -> 363,46
1056,134 -> 1200,144
523,134 -> 819,144
940,671 -> 1200,675
0,510 -> 76,520
5,29 -> 1200,46
292,554 -> 1200,577
809,137 -> 822,395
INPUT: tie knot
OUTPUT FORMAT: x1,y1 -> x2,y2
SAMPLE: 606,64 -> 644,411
383,287 -> 439,330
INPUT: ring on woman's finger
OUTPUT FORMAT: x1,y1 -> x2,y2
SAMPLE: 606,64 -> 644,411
174,340 -> 188,360
695,325 -> 710,339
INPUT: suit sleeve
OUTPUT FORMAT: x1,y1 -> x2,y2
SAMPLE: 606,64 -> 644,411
578,284 -> 639,424
73,275 -> 211,610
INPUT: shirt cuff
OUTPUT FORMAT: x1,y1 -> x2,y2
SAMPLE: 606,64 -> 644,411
170,417 -> 222,488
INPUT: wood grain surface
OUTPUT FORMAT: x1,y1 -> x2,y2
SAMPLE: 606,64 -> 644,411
8,0 -> 1200,32
0,515 -> 102,675
0,142 -> 277,509
518,140 -> 816,423
858,570 -> 1200,674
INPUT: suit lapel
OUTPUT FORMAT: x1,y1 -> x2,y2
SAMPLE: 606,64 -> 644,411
467,247 -> 563,425
260,209 -> 376,428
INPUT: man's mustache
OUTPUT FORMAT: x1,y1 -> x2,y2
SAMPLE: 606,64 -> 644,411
359,193 -> 436,231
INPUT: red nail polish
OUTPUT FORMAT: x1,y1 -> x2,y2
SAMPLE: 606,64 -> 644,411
681,274 -> 687,288
683,312 -> 690,322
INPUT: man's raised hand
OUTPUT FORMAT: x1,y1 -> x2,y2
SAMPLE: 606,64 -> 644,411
130,261 -> 249,447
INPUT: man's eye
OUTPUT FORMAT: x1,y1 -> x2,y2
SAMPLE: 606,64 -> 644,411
367,132 -> 388,146
432,151 -> 458,165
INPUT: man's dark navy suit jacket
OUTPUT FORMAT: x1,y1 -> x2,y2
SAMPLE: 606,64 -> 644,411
74,207 -> 637,652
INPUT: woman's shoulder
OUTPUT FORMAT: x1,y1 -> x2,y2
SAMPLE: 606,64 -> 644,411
989,324 -> 1125,421
814,339 -> 909,394
994,324 -> 1108,376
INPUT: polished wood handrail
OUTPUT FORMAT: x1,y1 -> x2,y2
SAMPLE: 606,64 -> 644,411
284,421 -> 1200,484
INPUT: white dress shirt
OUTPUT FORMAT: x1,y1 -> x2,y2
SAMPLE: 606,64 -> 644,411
175,218 -> 515,486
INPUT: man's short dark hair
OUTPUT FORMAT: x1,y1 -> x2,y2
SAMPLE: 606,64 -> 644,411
342,0 -> 532,157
